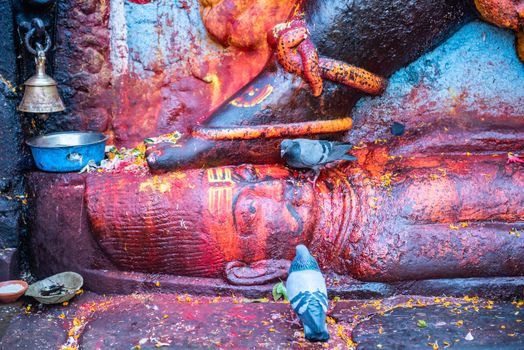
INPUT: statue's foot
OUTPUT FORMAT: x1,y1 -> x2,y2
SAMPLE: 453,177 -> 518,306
146,135 -> 218,172
225,259 -> 290,286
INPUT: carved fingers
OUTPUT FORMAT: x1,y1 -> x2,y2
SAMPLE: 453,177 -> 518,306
276,27 -> 309,75
273,21 -> 323,96
298,40 -> 323,96
269,18 -> 387,96
320,58 -> 387,95
225,259 -> 290,285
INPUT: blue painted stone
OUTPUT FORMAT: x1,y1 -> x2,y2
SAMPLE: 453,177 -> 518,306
350,21 -> 524,144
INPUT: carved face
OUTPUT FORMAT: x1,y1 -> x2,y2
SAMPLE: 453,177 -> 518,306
86,166 -> 318,277
231,180 -> 316,262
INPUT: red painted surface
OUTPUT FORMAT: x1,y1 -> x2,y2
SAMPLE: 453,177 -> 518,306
475,0 -> 522,30
34,0 -> 524,293
85,166 -> 314,278
200,0 -> 300,49
28,153 -> 524,284
55,0 -> 299,146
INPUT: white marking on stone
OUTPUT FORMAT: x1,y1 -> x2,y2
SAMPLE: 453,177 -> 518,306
109,0 -> 129,78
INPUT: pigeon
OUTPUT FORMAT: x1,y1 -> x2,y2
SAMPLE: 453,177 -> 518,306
286,245 -> 330,342
280,139 -> 356,179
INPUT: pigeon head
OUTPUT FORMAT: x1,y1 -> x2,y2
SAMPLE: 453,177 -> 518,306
280,139 -> 300,159
280,139 -> 293,157
289,244 -> 320,273
295,244 -> 311,259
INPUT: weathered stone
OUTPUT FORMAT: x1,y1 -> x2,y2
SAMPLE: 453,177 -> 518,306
353,301 -> 524,349
1,294 -> 523,349
52,0 -> 112,133
25,169 -> 524,297
0,200 -> 21,249
0,248 -> 19,281
0,2 -> 23,269
348,21 -> 524,148
147,0 -> 474,171
0,1 -> 24,179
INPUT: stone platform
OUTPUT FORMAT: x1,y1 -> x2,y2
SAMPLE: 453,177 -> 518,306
0,292 -> 523,349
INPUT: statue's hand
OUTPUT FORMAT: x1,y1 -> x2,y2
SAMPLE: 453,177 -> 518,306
268,18 -> 387,96
225,259 -> 290,286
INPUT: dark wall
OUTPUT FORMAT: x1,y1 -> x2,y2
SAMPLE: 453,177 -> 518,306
0,1 -> 24,279
306,0 -> 475,76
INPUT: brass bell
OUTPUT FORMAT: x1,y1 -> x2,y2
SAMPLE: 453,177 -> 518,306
18,51 -> 65,113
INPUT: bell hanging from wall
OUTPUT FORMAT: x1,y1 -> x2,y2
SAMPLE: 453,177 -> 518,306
18,50 -> 65,113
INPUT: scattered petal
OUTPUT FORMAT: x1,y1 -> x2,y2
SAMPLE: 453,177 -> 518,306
155,342 -> 171,347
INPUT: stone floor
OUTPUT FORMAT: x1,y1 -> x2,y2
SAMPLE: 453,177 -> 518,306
0,292 -> 522,349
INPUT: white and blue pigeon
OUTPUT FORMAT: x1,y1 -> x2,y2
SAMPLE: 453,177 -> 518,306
286,245 -> 330,342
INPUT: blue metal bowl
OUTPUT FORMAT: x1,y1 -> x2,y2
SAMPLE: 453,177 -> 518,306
26,132 -> 109,172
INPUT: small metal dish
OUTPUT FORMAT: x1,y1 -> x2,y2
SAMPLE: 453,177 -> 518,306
25,272 -> 83,304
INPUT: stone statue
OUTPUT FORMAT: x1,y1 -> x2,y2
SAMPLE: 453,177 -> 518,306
81,151 -> 524,285
28,0 -> 524,293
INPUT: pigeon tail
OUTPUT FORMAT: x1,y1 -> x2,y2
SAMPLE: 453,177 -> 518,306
301,298 -> 330,342
339,154 -> 357,161
304,324 -> 330,342
329,141 -> 353,147
324,141 -> 354,162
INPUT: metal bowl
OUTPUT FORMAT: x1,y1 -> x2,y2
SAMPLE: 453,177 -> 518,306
26,132 -> 108,172
26,131 -> 108,148
25,272 -> 83,305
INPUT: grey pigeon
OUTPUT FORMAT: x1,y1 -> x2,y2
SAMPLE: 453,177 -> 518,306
280,139 -> 356,176
286,245 -> 330,342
